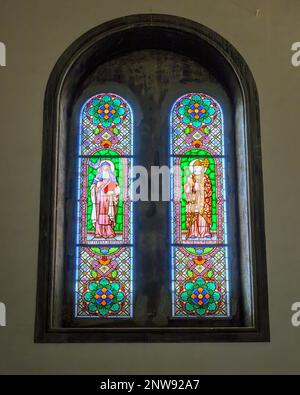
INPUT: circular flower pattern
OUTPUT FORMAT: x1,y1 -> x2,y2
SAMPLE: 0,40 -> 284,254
87,95 -> 126,129
180,277 -> 221,316
177,94 -> 217,128
84,278 -> 124,316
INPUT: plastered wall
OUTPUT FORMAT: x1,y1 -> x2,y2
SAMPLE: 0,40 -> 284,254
0,0 -> 300,374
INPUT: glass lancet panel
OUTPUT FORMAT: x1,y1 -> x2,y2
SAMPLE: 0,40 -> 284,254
170,93 -> 229,317
75,94 -> 133,318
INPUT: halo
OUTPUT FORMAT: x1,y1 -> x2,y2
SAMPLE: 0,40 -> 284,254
188,159 -> 207,174
99,159 -> 115,172
189,159 -> 198,174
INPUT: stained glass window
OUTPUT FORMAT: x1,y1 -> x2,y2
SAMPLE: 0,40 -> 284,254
75,94 -> 133,318
170,93 -> 229,318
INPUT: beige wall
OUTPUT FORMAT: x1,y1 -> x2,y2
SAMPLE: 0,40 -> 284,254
0,0 -> 300,374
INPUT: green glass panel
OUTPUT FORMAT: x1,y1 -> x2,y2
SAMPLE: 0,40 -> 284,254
86,150 -> 124,233
179,150 -> 217,232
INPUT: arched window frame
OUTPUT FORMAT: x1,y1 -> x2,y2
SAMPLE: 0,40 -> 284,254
35,14 -> 269,342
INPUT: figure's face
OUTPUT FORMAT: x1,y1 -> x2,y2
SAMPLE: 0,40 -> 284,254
193,165 -> 203,175
102,165 -> 110,172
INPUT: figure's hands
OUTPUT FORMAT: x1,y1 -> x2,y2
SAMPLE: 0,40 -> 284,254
98,181 -> 108,189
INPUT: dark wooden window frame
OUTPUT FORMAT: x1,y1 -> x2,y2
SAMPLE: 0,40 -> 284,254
35,14 -> 269,342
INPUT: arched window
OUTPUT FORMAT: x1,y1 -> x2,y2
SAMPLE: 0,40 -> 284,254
170,93 -> 228,318
76,94 -> 133,318
35,15 -> 269,342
